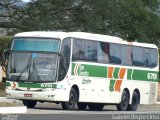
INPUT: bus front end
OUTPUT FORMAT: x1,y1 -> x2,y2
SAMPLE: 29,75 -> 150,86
5,36 -> 69,105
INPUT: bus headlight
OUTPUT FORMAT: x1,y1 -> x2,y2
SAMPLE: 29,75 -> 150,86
6,86 -> 14,90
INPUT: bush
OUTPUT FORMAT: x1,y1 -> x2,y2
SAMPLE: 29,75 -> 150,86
0,36 -> 12,55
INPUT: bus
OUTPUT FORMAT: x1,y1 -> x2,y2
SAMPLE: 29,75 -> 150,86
4,31 -> 159,111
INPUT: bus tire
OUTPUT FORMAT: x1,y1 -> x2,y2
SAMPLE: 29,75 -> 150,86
116,90 -> 129,111
88,103 -> 104,111
128,91 -> 139,111
77,103 -> 87,110
23,100 -> 37,108
61,88 -> 77,110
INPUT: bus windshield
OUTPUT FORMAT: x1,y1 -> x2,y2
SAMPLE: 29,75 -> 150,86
12,38 -> 59,52
7,38 -> 60,83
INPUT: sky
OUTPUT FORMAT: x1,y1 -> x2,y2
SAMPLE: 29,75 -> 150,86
22,0 -> 30,2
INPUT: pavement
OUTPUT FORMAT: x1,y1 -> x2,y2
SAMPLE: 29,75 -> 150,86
0,97 -> 26,114
0,97 -> 21,103
0,97 -> 160,114
156,101 -> 160,105
0,106 -> 27,114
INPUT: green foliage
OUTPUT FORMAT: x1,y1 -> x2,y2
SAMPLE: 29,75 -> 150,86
19,0 -> 160,46
78,0 -> 160,46
0,0 -> 160,81
0,36 -> 12,54
0,0 -> 160,47
21,0 -> 84,31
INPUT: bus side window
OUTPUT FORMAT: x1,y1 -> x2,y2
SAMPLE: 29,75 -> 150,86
58,38 -> 71,81
72,39 -> 85,60
121,45 -> 126,65
109,43 -> 122,64
85,40 -> 97,61
150,49 -> 158,67
132,47 -> 144,66
97,42 -> 109,64
125,46 -> 132,66
144,48 -> 151,67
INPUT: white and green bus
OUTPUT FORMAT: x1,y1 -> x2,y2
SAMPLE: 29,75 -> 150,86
5,31 -> 159,111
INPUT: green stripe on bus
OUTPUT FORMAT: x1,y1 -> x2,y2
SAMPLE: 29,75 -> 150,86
128,69 -> 159,82
113,68 -> 120,79
19,83 -> 39,88
6,82 -> 57,88
71,63 -> 76,75
5,82 -> 11,86
72,63 -> 159,82
109,79 -> 116,92
127,69 -> 132,80
72,63 -> 107,78
83,64 -> 107,78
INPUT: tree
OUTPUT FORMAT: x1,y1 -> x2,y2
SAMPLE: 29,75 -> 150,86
0,0 -> 28,34
0,0 -> 160,47
20,0 -> 80,31
0,0 -> 87,31
79,0 -> 160,46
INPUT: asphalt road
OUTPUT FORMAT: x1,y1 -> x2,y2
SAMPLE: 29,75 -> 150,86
26,103 -> 160,113
2,114 -> 121,120
1,102 -> 160,120
18,114 -> 160,120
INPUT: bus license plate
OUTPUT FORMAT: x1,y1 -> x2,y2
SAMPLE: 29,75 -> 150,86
24,94 -> 32,97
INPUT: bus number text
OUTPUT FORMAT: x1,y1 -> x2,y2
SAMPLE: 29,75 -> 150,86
147,73 -> 157,80
41,83 -> 53,88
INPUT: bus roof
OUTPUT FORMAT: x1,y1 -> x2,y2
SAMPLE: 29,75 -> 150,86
14,31 -> 158,49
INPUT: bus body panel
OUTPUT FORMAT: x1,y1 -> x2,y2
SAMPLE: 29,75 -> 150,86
6,81 -> 70,102
69,62 -> 158,104
5,31 -> 159,109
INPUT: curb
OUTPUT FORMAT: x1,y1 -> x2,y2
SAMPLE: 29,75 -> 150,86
0,97 -> 21,103
0,106 -> 27,114
0,97 -> 27,114
156,101 -> 160,105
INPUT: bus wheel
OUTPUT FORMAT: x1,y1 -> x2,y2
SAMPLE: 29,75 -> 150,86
116,90 -> 129,111
61,88 -> 77,110
88,103 -> 104,111
128,91 -> 139,111
23,100 -> 37,108
77,103 -> 87,110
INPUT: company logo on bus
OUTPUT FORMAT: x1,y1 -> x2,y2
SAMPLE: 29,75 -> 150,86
27,87 -> 30,91
78,65 -> 89,76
